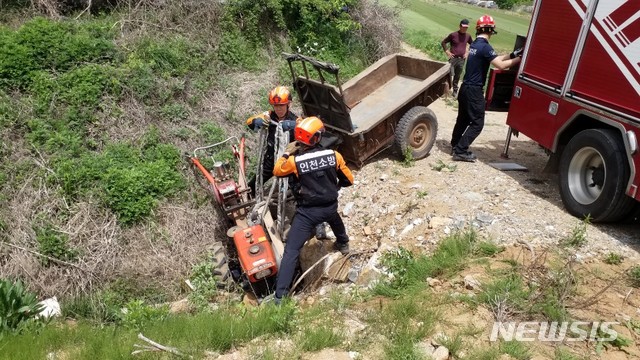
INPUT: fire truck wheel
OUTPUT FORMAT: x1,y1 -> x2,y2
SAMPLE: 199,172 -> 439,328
395,106 -> 438,160
211,242 -> 233,289
559,129 -> 635,222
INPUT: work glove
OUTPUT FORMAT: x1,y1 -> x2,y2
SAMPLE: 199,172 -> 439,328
281,120 -> 297,132
250,115 -> 270,130
509,47 -> 524,59
284,141 -> 301,156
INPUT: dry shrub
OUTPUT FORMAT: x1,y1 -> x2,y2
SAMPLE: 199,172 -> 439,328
115,197 -> 224,299
351,0 -> 402,59
112,0 -> 225,44
0,174 -> 224,299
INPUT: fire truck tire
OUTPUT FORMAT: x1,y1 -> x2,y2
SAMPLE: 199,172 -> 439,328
559,129 -> 635,222
395,106 -> 438,160
211,242 -> 233,289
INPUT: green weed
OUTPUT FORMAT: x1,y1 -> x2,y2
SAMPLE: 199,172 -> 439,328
603,252 -> 623,265
188,257 -> 226,312
628,266 -> 640,288
554,346 -> 585,360
437,332 -> 463,357
375,230 -> 479,296
62,277 -> 167,324
34,224 -> 79,266
463,347 -> 501,360
404,30 -> 449,62
560,216 -> 590,247
475,241 -> 504,257
499,340 -> 531,359
414,191 -> 427,200
478,273 -> 531,320
384,338 -> 428,360
368,294 -> 441,359
160,102 -> 189,123
0,279 -> 44,333
298,325 -> 343,352
118,300 -> 169,330
402,146 -> 415,167
2,304 -> 297,358
431,159 -> 457,172
0,18 -> 116,89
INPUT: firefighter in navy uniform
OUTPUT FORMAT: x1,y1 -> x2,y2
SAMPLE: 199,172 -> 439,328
246,86 -> 299,196
272,116 -> 354,303
450,15 -> 522,162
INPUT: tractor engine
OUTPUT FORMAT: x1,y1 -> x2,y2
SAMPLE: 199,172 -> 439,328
233,225 -> 278,283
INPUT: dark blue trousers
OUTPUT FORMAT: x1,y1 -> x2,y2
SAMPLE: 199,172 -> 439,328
274,202 -> 349,298
451,84 -> 486,154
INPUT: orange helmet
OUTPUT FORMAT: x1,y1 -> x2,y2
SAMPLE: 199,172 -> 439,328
268,86 -> 291,105
476,15 -> 497,34
295,116 -> 325,146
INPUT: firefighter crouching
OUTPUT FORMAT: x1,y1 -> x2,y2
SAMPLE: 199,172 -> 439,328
272,116 -> 354,303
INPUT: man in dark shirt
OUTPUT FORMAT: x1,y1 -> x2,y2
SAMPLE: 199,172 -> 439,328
450,15 -> 523,162
441,19 -> 473,98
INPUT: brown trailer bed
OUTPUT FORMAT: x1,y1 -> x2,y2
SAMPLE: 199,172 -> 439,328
285,53 -> 450,166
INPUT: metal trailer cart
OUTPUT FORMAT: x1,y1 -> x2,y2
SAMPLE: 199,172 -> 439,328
284,52 -> 450,166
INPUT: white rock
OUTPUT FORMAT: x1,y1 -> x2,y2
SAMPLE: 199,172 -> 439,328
432,346 -> 450,360
401,223 -> 414,235
389,227 -> 396,237
416,341 -> 435,356
429,216 -> 452,228
37,297 -> 61,319
464,275 -> 482,290
343,202 -> 355,216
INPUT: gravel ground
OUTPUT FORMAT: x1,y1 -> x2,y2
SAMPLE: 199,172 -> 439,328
336,97 -> 640,263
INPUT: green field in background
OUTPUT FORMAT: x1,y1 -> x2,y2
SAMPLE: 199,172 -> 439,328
381,0 -> 532,52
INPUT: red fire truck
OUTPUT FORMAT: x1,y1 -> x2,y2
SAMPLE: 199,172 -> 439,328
488,0 -> 640,222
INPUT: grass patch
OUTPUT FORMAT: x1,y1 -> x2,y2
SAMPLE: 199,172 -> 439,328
603,252 -> 623,265
554,346 -> 586,360
2,303 -> 297,358
628,266 -> 640,288
374,229 -> 480,297
365,293 -> 441,359
479,254 -> 576,323
402,146 -> 415,167
431,159 -> 457,172
499,340 -> 531,359
298,325 -> 343,351
559,217 -> 589,247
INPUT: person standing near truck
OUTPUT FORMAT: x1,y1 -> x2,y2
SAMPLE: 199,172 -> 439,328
271,116 -> 354,304
450,15 -> 523,162
441,19 -> 473,98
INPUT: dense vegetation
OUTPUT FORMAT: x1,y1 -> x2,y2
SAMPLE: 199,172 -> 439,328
0,0 -> 400,330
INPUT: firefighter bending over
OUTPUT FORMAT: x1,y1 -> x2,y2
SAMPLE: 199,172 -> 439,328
272,116 -> 354,303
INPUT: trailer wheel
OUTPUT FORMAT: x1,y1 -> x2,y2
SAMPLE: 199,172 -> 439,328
211,241 -> 234,289
395,106 -> 438,160
559,129 -> 635,222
